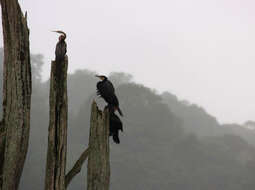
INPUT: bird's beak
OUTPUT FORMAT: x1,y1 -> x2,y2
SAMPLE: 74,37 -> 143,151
95,75 -> 104,80
52,30 -> 65,35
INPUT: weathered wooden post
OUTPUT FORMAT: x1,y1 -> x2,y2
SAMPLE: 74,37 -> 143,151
0,0 -> 31,189
87,102 -> 110,190
45,56 -> 68,190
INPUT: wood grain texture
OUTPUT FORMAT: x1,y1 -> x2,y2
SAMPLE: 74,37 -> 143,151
0,0 -> 31,189
87,102 -> 110,190
45,56 -> 68,190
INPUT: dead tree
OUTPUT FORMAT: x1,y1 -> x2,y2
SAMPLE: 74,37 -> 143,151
44,55 -> 111,190
0,0 -> 32,189
65,147 -> 90,188
65,102 -> 112,189
45,57 -> 68,190
87,102 -> 110,190
0,121 -> 4,187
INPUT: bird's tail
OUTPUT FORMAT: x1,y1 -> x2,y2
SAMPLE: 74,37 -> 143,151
117,107 -> 123,117
112,133 -> 120,144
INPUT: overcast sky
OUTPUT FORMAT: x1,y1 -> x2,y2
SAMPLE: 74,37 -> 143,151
0,0 -> 254,124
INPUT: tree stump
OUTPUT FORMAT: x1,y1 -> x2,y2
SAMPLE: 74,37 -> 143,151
0,0 -> 31,189
45,56 -> 68,190
87,102 -> 110,190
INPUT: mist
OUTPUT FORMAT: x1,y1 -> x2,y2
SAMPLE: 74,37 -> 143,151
0,0 -> 253,123
1,49 -> 255,189
0,0 -> 255,189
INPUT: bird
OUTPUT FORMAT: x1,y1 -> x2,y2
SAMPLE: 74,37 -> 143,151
52,30 -> 67,63
109,112 -> 123,144
95,75 -> 123,116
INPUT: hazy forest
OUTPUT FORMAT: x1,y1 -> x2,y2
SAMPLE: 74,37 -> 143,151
0,48 -> 255,189
0,0 -> 255,190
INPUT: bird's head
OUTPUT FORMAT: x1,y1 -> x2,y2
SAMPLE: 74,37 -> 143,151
95,75 -> 107,81
52,30 -> 66,41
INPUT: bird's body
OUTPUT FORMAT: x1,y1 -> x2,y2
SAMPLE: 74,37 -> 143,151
97,80 -> 119,107
109,112 -> 123,144
96,75 -> 124,144
53,31 -> 67,63
96,75 -> 123,116
55,39 -> 67,63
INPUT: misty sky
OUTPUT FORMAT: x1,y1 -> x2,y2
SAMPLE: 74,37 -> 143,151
0,0 -> 254,124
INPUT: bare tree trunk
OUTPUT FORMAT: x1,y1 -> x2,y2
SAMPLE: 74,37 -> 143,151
65,147 -> 90,188
87,102 -> 110,190
45,57 -> 68,190
0,121 -> 4,187
0,0 -> 31,189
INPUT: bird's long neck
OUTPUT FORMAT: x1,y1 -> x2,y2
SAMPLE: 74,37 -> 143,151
62,34 -> 66,40
58,33 -> 66,42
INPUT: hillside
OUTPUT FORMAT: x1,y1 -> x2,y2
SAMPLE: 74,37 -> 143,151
0,51 -> 255,189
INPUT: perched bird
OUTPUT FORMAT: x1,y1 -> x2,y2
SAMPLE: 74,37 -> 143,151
95,75 -> 123,116
53,30 -> 67,63
109,112 -> 123,144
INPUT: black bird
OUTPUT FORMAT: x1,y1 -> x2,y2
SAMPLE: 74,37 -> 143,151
109,112 -> 123,144
53,30 -> 67,63
96,75 -> 123,116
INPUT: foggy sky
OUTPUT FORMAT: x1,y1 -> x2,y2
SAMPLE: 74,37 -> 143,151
0,0 -> 254,124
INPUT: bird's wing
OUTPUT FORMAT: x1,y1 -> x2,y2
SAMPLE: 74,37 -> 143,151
96,81 -> 102,90
97,80 -> 118,105
110,113 -> 123,131
105,80 -> 115,94
55,41 -> 67,62
60,42 -> 67,56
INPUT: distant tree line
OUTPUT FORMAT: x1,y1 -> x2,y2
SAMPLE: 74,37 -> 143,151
0,51 -> 254,190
